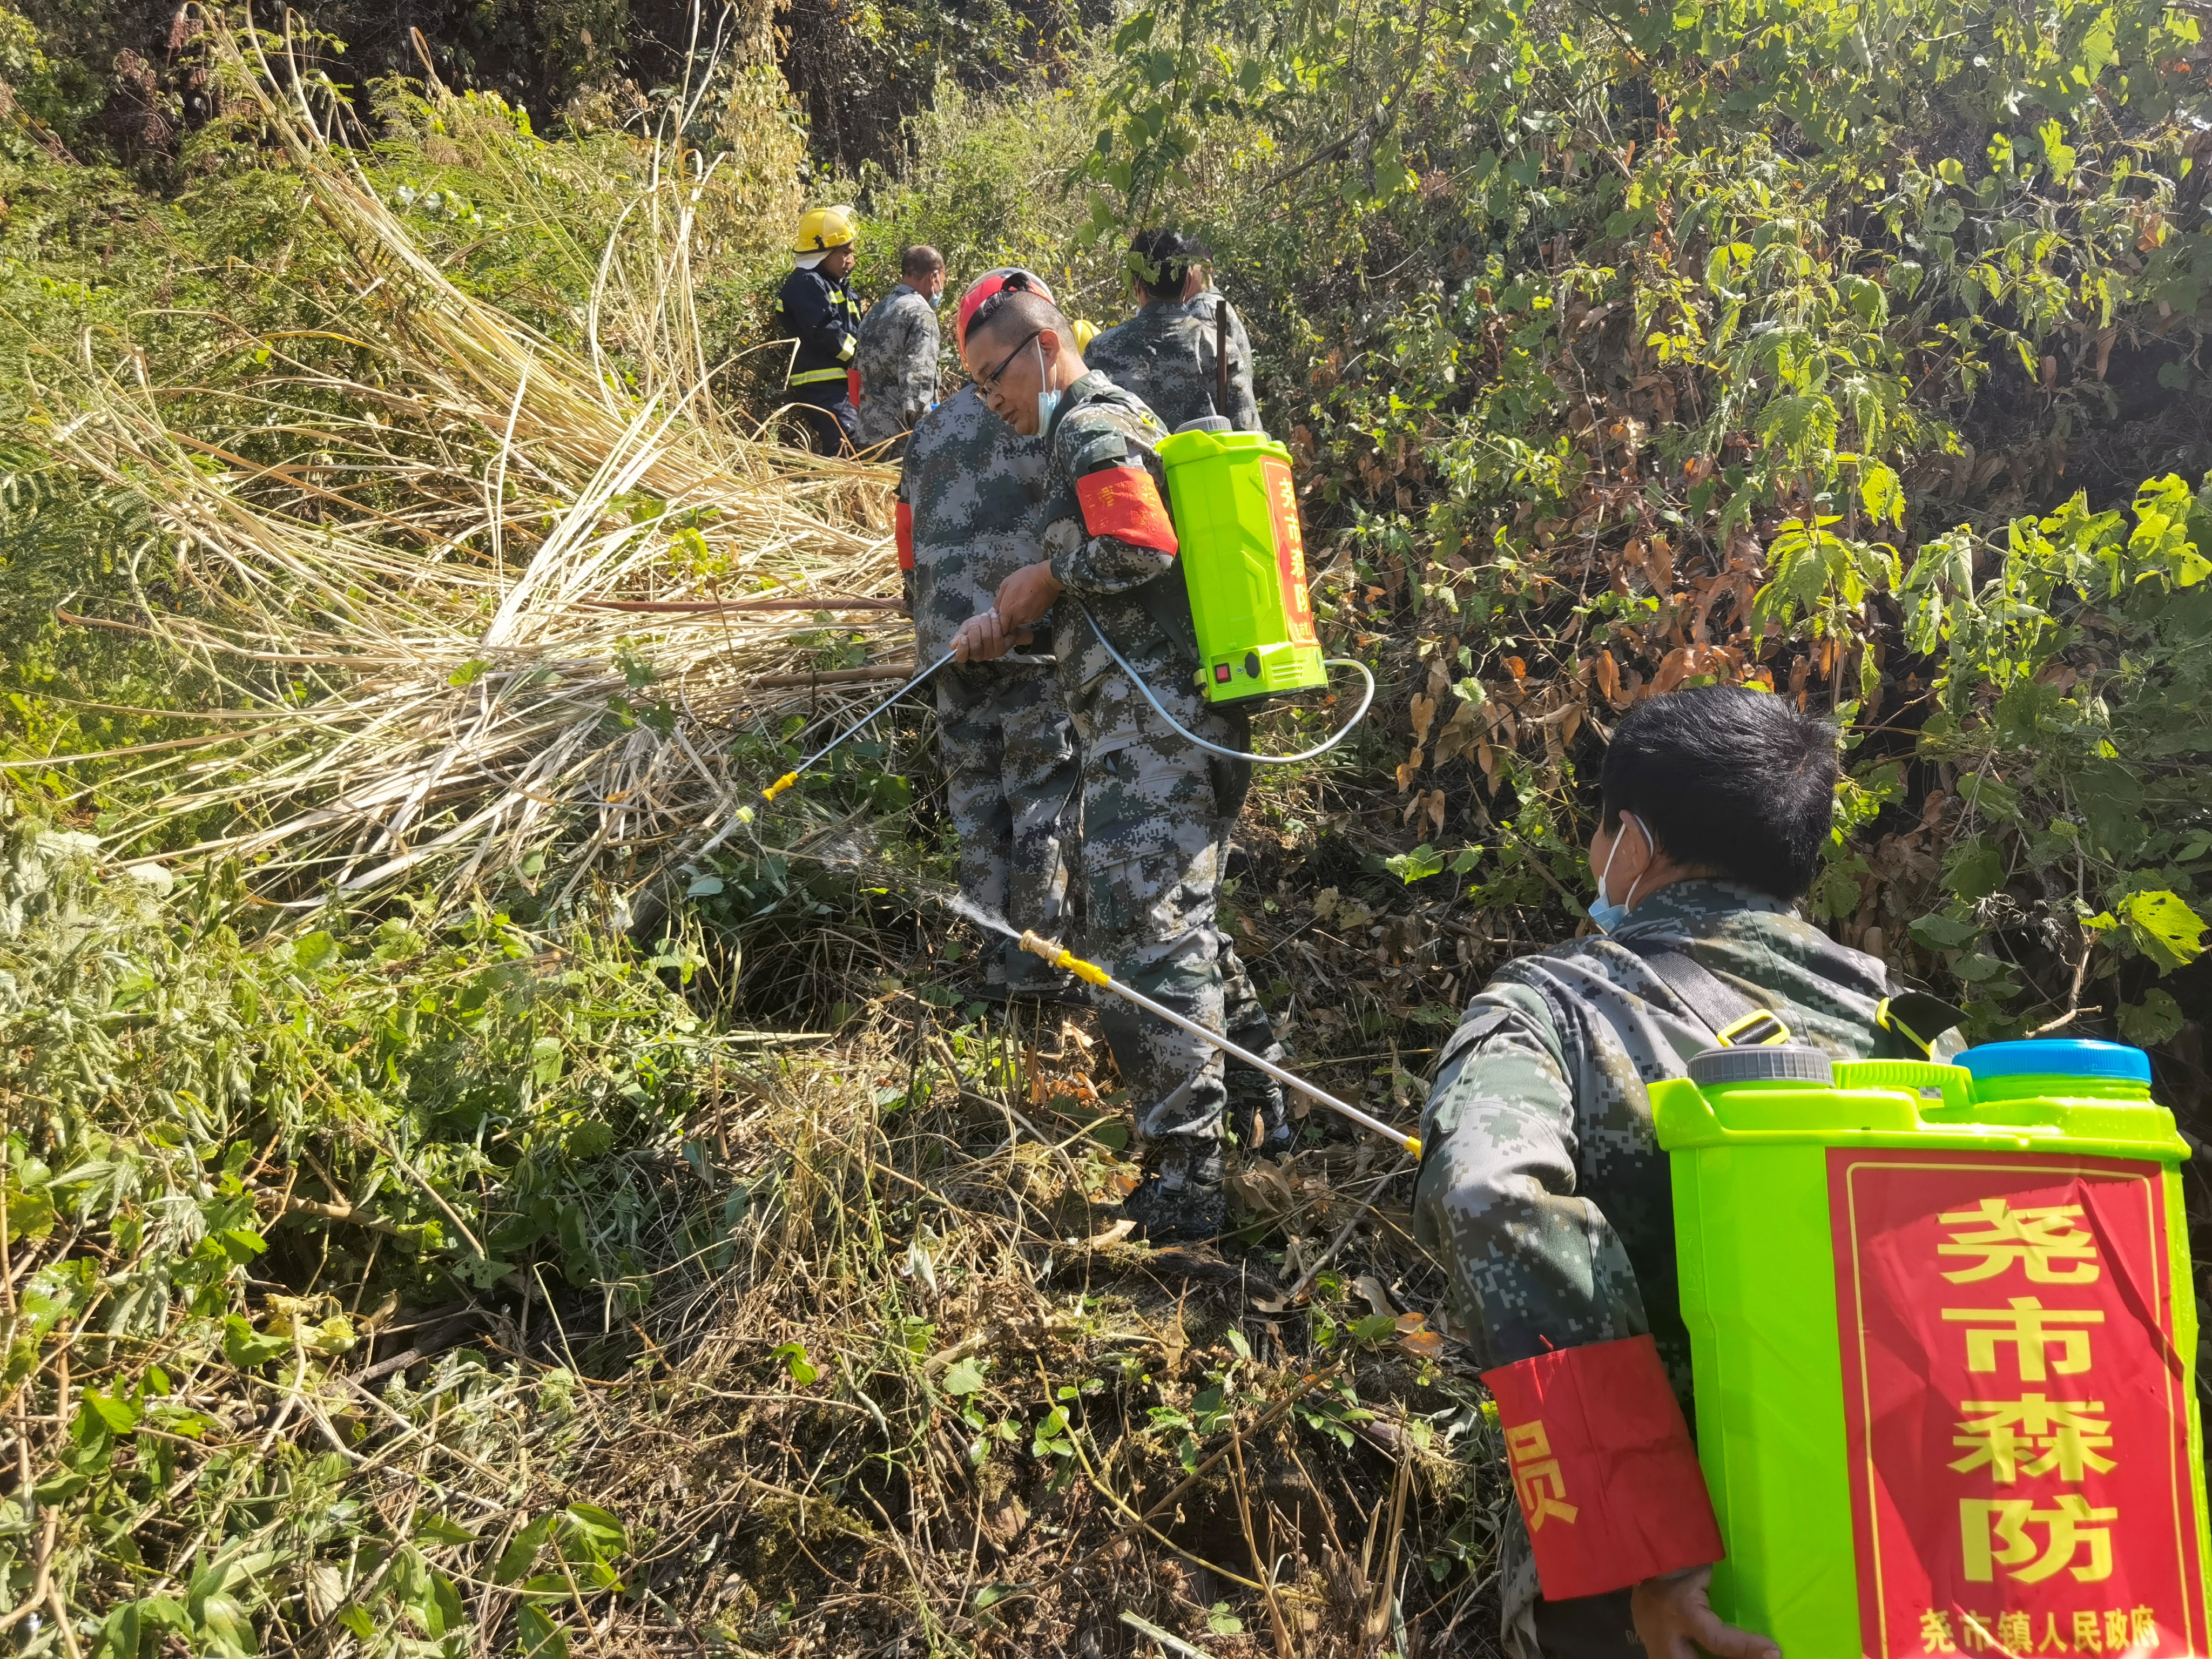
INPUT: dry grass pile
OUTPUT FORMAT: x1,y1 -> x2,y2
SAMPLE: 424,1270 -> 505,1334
29,23 -> 911,908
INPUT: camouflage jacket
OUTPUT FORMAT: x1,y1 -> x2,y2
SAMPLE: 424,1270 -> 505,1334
1039,370 -> 1196,705
1084,291 -> 1259,434
855,282 -> 942,447
1412,880 -> 1959,1392
899,386 -> 1047,660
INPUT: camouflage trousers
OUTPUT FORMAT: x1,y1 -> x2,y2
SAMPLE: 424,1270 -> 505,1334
935,663 -> 1078,994
1068,666 -> 1285,1148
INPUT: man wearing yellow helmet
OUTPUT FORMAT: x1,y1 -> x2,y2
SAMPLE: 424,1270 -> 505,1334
775,206 -> 865,454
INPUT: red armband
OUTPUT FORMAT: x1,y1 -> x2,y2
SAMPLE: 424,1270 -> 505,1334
1076,466 -> 1178,554
847,367 -> 862,408
1482,1334 -> 1722,1601
895,501 -> 915,571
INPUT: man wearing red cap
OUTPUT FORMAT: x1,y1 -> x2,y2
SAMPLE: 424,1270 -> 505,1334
947,279 -> 1290,1241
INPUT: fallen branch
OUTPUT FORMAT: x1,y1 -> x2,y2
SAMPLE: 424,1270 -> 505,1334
582,597 -> 905,613
752,663 -> 919,689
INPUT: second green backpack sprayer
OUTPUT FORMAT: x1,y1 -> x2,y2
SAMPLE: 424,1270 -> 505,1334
1645,1037 -> 2210,1656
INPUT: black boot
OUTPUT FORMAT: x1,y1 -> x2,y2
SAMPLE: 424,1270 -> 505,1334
1124,1141 -> 1226,1243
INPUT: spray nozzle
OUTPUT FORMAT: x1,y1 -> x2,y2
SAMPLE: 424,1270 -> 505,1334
1018,930 -> 1110,986
761,771 -> 800,802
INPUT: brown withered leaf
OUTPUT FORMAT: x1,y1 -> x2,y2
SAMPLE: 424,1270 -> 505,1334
1394,1312 -> 1445,1360
1651,642 -> 1741,694
1352,1274 -> 1396,1318
1433,700 -> 1481,765
1596,649 -> 1623,707
1409,692 -> 1439,746
1400,787 -> 1445,839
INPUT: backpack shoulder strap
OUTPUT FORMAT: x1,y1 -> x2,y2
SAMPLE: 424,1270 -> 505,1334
1873,988 -> 1967,1059
1620,935 -> 1965,1057
1615,938 -> 1792,1047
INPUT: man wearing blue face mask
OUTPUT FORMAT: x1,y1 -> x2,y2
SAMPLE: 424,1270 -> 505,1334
853,245 -> 947,458
950,284 -> 1290,1244
1411,685 -> 1962,1659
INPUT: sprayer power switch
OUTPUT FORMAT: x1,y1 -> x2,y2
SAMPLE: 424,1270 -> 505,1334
1213,664 -> 1232,683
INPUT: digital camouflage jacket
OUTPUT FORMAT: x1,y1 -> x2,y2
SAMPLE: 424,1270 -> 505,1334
899,386 -> 1047,660
855,281 -> 941,448
1084,291 -> 1259,434
1038,369 -> 1196,705
1412,880 -> 1957,1393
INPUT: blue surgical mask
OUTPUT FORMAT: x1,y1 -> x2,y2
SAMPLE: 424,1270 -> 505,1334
1034,340 -> 1062,432
927,289 -> 945,311
1588,814 -> 1647,934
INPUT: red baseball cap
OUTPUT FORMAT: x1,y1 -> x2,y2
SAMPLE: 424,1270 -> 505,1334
956,267 -> 1055,354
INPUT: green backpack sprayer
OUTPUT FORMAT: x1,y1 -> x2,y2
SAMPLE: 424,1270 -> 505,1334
1081,299 -> 1374,764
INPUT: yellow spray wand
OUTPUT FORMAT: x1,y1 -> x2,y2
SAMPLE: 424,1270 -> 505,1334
760,650 -> 958,803
1019,930 -> 1422,1158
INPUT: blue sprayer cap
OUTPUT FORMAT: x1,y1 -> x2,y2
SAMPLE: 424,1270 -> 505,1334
1957,1037 -> 2152,1084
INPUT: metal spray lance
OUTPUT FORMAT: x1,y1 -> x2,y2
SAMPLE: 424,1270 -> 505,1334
759,624 -> 1058,804
1018,930 -> 1422,1157
759,650 -> 957,803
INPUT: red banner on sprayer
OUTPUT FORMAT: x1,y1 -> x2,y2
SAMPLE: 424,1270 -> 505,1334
1259,457 -> 1318,647
1829,1148 -> 2208,1657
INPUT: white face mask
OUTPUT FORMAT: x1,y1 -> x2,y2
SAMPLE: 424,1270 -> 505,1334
1033,339 -> 1062,431
1589,813 -> 1649,934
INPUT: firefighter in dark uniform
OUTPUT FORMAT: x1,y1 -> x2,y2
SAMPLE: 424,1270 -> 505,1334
775,205 -> 865,455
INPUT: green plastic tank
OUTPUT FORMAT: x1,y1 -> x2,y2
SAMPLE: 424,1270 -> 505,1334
1155,421 -> 1327,705
1651,1038 -> 2209,1656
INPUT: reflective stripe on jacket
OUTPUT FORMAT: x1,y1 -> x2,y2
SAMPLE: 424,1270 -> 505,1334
775,267 -> 864,388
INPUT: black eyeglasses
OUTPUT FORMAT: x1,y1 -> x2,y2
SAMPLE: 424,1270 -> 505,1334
973,328 -> 1043,395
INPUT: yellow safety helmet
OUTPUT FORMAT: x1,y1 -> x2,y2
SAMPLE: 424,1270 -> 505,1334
1072,318 -> 1101,353
793,204 -> 860,255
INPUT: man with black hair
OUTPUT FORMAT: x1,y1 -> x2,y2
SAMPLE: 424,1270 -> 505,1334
1084,229 -> 1260,433
854,245 -> 946,457
1413,684 -> 1960,1659
950,285 -> 1289,1242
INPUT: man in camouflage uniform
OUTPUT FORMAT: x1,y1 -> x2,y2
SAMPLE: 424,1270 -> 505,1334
855,245 -> 946,458
1085,228 -> 1259,433
899,379 -> 1076,999
953,286 -> 1288,1240
1412,686 -> 1960,1659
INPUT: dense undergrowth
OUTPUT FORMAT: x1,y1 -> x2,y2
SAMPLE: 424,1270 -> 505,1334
5,0 -> 2212,1654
